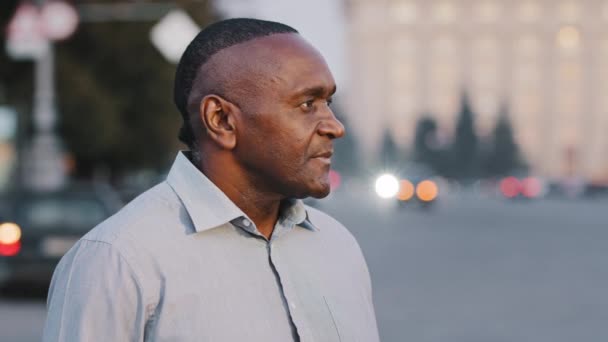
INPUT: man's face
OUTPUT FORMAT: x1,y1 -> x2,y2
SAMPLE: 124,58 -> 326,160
231,34 -> 344,199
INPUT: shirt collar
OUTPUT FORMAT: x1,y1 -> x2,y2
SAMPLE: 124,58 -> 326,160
166,151 -> 318,233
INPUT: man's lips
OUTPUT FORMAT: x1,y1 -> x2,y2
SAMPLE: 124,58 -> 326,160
311,151 -> 333,159
310,151 -> 333,164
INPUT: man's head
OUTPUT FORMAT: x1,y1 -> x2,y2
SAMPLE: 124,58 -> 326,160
174,18 -> 345,199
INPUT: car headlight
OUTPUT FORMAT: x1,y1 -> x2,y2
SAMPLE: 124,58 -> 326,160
375,174 -> 400,199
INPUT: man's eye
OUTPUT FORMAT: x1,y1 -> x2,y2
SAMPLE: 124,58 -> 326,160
300,100 -> 315,111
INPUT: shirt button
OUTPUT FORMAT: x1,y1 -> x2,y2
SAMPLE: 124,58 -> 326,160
242,218 -> 251,227
290,302 -> 297,310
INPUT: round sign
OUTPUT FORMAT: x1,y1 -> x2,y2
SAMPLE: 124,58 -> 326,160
40,1 -> 79,41
5,3 -> 49,59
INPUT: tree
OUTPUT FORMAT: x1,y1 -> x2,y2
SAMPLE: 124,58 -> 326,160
449,92 -> 479,180
484,104 -> 525,176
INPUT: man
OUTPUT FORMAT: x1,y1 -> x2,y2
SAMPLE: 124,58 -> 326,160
43,18 -> 379,341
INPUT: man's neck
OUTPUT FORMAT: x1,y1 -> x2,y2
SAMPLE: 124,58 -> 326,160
198,157 -> 282,240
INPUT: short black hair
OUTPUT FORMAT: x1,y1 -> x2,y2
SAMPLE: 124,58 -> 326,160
174,18 -> 298,148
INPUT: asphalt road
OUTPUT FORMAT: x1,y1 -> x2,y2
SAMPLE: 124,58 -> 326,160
1,190 -> 607,342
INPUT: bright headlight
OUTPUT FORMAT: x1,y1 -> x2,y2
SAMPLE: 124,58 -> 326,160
375,174 -> 400,199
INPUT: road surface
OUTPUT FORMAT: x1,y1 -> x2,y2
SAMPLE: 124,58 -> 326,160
1,190 -> 607,341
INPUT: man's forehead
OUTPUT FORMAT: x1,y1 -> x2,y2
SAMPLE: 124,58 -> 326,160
196,32 -> 334,100
207,33 -> 328,75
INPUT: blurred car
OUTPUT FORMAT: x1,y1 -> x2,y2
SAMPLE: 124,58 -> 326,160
497,176 -> 547,200
374,165 -> 441,210
0,184 -> 122,291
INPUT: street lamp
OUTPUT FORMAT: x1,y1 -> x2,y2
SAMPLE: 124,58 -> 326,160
6,1 -> 79,191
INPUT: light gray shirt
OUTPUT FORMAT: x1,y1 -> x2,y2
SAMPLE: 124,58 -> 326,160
43,151 -> 379,342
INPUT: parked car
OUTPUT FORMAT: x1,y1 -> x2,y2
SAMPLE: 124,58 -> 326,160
0,184 -> 122,291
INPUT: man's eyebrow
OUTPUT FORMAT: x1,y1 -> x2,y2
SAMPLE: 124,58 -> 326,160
294,84 -> 337,98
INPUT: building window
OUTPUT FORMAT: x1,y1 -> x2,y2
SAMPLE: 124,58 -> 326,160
476,1 -> 500,22
603,1 -> 608,20
473,36 -> 498,57
518,1 -> 541,22
391,1 -> 418,24
473,63 -> 499,88
432,35 -> 457,54
391,62 -> 417,89
433,1 -> 458,23
557,25 -> 581,51
514,63 -> 541,84
516,34 -> 540,57
558,1 -> 581,22
391,37 -> 417,56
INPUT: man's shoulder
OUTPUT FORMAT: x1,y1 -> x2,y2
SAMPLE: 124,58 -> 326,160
304,205 -> 359,245
83,181 -> 182,245
304,205 -> 343,228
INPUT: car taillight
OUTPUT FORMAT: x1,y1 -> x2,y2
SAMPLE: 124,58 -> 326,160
0,241 -> 21,256
500,177 -> 521,198
0,222 -> 22,256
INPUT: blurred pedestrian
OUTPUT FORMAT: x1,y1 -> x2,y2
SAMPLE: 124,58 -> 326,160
43,18 -> 379,342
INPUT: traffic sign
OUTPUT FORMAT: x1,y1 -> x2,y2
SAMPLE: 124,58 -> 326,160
5,3 -> 48,60
150,9 -> 200,64
40,1 -> 79,41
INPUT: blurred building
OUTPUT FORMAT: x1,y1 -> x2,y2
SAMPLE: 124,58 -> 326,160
345,0 -> 608,180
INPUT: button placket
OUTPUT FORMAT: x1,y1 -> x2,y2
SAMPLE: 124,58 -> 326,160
269,242 -> 311,341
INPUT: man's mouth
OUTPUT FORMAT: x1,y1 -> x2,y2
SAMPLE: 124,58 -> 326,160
312,151 -> 333,158
311,151 -> 333,164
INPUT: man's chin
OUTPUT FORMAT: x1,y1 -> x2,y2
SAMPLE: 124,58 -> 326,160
308,184 -> 331,199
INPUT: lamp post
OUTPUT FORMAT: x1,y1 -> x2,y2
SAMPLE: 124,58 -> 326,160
6,0 -> 78,191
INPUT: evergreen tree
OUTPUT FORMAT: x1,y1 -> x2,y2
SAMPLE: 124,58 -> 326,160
449,92 -> 479,180
484,104 -> 524,176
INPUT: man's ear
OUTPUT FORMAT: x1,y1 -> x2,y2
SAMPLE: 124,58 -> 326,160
199,95 -> 238,150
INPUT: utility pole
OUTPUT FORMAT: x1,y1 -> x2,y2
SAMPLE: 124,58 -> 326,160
7,1 -> 79,191
23,40 -> 65,191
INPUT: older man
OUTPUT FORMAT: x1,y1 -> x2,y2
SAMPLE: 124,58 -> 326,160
43,18 -> 379,342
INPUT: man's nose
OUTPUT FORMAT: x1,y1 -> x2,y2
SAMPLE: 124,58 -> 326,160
317,113 -> 345,140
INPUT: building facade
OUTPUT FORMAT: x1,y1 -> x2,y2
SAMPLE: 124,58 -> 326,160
345,0 -> 608,180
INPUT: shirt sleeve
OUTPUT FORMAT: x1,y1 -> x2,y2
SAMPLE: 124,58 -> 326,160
43,239 -> 148,342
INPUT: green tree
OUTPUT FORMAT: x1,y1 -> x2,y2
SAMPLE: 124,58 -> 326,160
484,104 -> 525,176
449,92 -> 479,180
